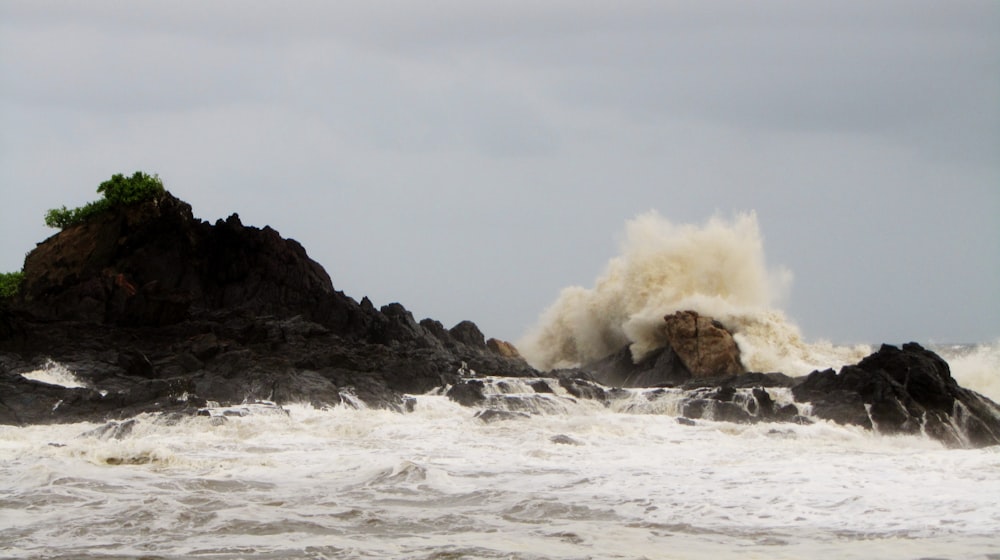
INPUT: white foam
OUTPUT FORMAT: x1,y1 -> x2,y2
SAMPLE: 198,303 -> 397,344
2,401 -> 996,559
518,211 -> 869,376
941,341 -> 1000,402
19,359 -> 89,389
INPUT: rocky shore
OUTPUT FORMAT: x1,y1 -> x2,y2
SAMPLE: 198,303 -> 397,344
2,191 -> 998,448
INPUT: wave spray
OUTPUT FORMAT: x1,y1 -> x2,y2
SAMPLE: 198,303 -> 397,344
518,211 -> 869,374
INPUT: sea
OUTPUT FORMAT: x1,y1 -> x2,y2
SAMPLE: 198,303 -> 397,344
2,342 -> 999,560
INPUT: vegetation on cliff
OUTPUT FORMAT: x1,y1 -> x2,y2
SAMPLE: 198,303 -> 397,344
44,171 -> 165,229
0,271 -> 23,299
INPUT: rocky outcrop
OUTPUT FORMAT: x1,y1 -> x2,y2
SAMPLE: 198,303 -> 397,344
0,191 -> 535,424
663,310 -> 744,378
487,338 -> 521,359
585,310 -> 744,387
792,343 -> 1000,447
19,193 -> 369,333
3,190 -> 998,449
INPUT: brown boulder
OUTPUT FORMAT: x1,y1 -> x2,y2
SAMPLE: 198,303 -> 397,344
486,338 -> 521,359
663,310 -> 744,378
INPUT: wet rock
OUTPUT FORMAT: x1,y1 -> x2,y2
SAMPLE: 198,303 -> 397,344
663,310 -> 745,378
81,419 -> 137,440
550,434 -> 583,445
487,338 -> 521,358
447,380 -> 487,407
530,380 -> 554,394
474,409 -> 530,423
558,377 -> 608,403
793,343 -> 1000,447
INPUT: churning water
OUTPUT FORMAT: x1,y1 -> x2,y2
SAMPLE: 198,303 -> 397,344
4,211 -> 998,559
2,370 -> 1000,560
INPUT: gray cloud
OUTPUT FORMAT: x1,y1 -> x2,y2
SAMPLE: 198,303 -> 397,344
1,0 -> 997,345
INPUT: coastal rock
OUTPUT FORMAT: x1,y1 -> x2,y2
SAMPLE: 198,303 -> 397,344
4,189 -> 999,451
450,320 -> 486,348
0,191 -> 535,425
584,311 -> 747,387
663,310 -> 745,378
792,343 -> 1000,447
586,344 -> 691,387
18,193 -> 369,335
487,338 -> 521,359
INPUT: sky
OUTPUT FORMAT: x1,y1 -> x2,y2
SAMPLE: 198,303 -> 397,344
1,1 -> 997,346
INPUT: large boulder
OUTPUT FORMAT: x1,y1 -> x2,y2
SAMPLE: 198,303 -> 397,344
793,343 -> 1000,447
663,310 -> 745,378
584,310 -> 744,387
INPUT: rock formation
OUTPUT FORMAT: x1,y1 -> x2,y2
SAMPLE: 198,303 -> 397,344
2,190 -> 998,448
793,342 -> 1000,448
585,310 -> 744,387
662,310 -> 745,377
0,191 -> 534,424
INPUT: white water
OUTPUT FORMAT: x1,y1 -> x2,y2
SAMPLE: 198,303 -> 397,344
2,389 -> 999,560
519,211 -> 871,376
18,359 -> 90,389
939,341 -> 1000,403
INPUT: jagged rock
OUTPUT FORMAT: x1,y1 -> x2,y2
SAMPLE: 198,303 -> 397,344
17,193 -> 368,334
0,191 -> 534,425
663,310 -> 745,378
792,343 -> 1000,447
450,320 -> 486,348
5,190 -> 999,450
586,344 -> 691,387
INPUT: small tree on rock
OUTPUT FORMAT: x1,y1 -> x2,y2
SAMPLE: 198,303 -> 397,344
44,171 -> 166,229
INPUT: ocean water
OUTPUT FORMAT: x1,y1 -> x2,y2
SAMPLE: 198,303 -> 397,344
4,211 -> 998,559
3,350 -> 1000,560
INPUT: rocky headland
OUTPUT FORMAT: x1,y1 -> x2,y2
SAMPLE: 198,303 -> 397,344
2,190 -> 998,448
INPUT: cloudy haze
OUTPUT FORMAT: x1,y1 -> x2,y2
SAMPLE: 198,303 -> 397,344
1,1 -> 997,345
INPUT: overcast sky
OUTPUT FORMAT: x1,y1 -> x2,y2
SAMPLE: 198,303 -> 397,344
1,1 -> 997,345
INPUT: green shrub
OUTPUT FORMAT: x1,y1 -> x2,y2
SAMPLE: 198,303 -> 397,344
0,271 -> 24,299
44,171 -> 165,229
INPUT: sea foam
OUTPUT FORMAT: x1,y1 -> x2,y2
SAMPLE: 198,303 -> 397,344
519,211 -> 868,374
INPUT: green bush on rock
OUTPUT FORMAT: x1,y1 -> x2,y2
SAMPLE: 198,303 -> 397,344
44,171 -> 166,229
0,271 -> 23,299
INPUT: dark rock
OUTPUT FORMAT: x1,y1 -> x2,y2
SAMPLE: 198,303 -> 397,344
474,409 -> 530,423
450,320 -> 486,348
586,344 -> 691,388
446,380 -> 487,407
550,434 -> 583,445
0,191 -> 539,425
558,377 -> 608,403
117,350 -> 154,378
530,380 -> 554,394
676,417 -> 697,426
793,343 -> 1000,447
